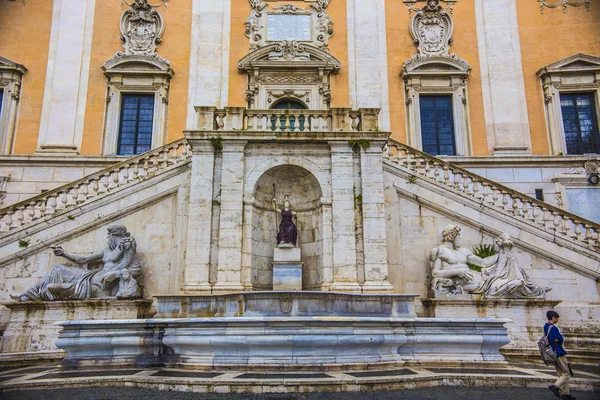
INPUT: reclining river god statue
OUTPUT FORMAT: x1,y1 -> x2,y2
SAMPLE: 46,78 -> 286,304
14,224 -> 142,301
430,224 -> 550,299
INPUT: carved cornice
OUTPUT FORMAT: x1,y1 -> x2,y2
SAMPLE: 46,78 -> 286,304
103,53 -> 173,75
537,53 -> 600,76
402,54 -> 470,77
237,42 -> 341,72
0,56 -> 28,77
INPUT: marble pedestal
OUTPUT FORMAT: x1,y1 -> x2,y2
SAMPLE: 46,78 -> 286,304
0,299 -> 154,353
422,298 -> 561,350
272,245 -> 303,291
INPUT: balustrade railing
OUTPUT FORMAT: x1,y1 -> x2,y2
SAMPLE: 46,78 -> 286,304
195,106 -> 380,132
0,139 -> 191,234
385,139 -> 600,251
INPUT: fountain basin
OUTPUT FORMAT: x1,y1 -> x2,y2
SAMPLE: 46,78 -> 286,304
56,316 -> 510,369
55,292 -> 511,369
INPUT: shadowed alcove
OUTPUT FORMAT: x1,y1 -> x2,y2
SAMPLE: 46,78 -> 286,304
251,164 -> 323,290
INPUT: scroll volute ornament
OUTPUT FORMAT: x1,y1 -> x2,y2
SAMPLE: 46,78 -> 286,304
409,0 -> 453,57
120,0 -> 166,56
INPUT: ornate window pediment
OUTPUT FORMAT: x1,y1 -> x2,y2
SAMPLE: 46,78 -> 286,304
537,53 -> 600,155
239,1 -> 341,110
0,56 -> 27,154
538,53 -> 600,75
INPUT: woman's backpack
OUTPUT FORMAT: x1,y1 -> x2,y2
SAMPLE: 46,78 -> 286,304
538,325 -> 558,365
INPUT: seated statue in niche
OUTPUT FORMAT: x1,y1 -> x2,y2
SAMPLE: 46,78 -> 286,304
14,224 -> 142,302
430,224 -> 550,299
272,195 -> 298,246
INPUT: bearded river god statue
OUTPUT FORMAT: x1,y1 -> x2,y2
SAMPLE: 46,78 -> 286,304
430,224 -> 551,299
13,225 -> 142,302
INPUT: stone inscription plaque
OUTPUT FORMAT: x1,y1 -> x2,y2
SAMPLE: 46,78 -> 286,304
267,14 -> 311,41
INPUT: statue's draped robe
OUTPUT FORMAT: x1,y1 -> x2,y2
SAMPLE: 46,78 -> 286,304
471,256 -> 547,299
21,265 -> 99,301
277,209 -> 297,246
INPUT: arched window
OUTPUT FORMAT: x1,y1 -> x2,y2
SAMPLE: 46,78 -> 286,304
271,100 -> 307,110
270,99 -> 307,131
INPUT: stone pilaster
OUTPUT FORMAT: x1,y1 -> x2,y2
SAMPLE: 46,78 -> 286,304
346,0 -> 391,130
36,0 -> 96,155
329,142 -> 361,293
186,0 -> 231,128
475,0 -> 532,155
240,194 -> 254,291
359,144 -> 394,293
181,143 -> 214,292
213,141 -> 247,293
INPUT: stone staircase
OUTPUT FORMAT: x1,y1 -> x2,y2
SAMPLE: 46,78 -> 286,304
383,139 -> 600,364
0,139 -> 191,236
385,139 -> 600,255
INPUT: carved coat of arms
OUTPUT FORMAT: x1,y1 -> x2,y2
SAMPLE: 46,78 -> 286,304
120,0 -> 165,56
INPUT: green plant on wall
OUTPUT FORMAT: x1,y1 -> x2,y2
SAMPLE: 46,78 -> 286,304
467,244 -> 498,272
348,139 -> 371,154
208,136 -> 223,153
406,174 -> 417,184
18,238 -> 31,248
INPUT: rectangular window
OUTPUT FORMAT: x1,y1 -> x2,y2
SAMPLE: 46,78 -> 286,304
560,92 -> 600,154
535,189 -> 544,201
117,94 -> 155,156
420,95 -> 456,156
0,88 -> 4,116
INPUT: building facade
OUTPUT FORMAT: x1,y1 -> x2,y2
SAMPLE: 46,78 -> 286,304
0,0 -> 599,361
0,0 -> 599,218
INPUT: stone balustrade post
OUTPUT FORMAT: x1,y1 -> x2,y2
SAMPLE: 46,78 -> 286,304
330,107 -> 353,131
223,107 -> 245,131
195,106 -> 217,130
358,108 -> 380,131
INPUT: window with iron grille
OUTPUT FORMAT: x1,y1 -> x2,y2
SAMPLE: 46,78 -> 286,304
419,95 -> 456,156
560,93 -> 600,154
117,94 -> 155,156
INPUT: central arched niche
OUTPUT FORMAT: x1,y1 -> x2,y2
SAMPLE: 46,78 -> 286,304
251,164 -> 323,290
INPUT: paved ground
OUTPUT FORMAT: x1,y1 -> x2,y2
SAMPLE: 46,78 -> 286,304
0,362 -> 598,399
1,386 -> 598,400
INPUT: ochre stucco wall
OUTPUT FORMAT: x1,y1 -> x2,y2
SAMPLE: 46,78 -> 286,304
81,1 -> 191,155
517,3 -> 600,155
0,1 -> 53,155
385,0 -> 488,155
228,0 -> 349,108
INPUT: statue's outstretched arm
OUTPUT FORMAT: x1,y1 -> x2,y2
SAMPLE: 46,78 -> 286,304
53,246 -> 104,265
